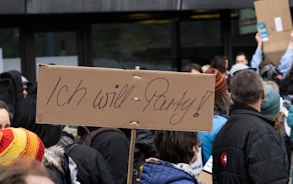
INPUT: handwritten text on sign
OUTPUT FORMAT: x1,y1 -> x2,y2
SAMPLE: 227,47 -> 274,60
36,65 -> 215,132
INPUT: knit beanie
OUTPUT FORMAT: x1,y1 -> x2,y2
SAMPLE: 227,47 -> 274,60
261,88 -> 280,117
0,127 -> 45,167
205,68 -> 228,99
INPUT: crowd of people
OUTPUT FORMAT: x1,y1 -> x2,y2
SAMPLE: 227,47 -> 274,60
169,30 -> 293,184
0,31 -> 292,184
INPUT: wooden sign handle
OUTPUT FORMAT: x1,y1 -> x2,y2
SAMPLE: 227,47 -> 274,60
127,66 -> 140,184
127,127 -> 137,184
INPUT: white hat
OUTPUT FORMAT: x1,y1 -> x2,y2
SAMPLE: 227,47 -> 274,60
229,64 -> 249,77
21,75 -> 31,85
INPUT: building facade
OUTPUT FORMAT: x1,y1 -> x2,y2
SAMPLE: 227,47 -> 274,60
0,0 -> 292,82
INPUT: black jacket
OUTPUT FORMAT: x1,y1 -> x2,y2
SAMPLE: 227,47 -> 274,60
44,144 -> 115,184
280,74 -> 293,96
87,128 -> 129,184
65,144 -> 115,184
212,104 -> 289,184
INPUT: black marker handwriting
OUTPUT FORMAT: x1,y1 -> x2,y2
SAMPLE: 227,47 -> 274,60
46,76 -> 213,125
193,91 -> 214,117
142,77 -> 197,125
93,84 -> 135,109
46,76 -> 87,106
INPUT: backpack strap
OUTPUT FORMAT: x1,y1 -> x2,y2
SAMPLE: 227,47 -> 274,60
65,143 -> 79,154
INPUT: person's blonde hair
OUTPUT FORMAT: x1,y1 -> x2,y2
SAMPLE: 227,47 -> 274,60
0,161 -> 53,184
270,112 -> 285,134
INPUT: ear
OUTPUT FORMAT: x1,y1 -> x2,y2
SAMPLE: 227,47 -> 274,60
261,89 -> 265,100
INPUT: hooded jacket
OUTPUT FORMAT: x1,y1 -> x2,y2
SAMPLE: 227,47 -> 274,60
44,144 -> 115,184
212,104 -> 289,184
140,160 -> 198,184
65,144 -> 115,184
78,127 -> 129,184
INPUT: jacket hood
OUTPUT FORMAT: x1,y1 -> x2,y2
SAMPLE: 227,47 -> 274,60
140,160 -> 198,184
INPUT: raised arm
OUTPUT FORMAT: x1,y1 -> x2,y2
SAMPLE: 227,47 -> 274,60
278,30 -> 293,79
250,32 -> 263,71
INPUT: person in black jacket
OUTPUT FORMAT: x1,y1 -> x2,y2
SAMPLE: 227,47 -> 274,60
78,126 -> 129,184
280,64 -> 293,97
44,143 -> 115,184
120,128 -> 156,183
65,143 -> 115,184
212,69 -> 289,183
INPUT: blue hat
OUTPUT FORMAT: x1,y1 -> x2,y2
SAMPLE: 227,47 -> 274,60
261,88 -> 280,117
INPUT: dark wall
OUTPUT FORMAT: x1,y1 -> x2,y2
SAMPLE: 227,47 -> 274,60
1,0 -> 293,15
182,0 -> 254,9
0,1 -> 25,14
26,0 -> 179,13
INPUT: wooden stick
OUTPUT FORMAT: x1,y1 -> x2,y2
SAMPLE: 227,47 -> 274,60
127,128 -> 137,184
127,65 -> 140,184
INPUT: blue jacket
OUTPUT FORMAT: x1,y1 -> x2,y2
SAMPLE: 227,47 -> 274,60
250,48 -> 263,71
140,160 -> 198,184
250,48 -> 293,79
198,115 -> 227,164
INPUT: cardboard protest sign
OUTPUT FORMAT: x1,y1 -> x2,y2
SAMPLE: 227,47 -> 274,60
36,65 -> 214,132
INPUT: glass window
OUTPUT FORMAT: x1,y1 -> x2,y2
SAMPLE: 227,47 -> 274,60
180,19 -> 221,67
35,32 -> 77,57
231,12 -> 256,63
34,32 -> 78,79
92,23 -> 172,71
0,28 -> 21,72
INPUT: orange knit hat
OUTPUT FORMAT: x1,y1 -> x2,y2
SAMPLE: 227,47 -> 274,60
205,68 -> 228,99
0,127 -> 45,167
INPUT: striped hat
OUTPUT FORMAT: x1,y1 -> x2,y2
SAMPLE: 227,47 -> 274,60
205,68 -> 228,99
0,127 -> 45,167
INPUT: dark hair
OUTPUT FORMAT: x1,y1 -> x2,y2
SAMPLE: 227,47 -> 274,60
210,55 -> 228,74
259,58 -> 274,72
214,92 -> 231,115
182,63 -> 203,73
154,130 -> 198,164
236,52 -> 247,59
12,95 -> 62,148
230,70 -> 263,105
258,59 -> 282,87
